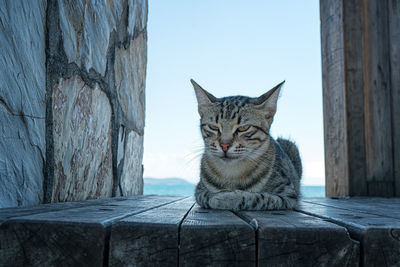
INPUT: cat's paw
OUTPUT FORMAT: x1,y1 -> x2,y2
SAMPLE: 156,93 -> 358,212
208,191 -> 243,211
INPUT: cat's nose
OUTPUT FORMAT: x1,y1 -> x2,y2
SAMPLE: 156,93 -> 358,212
220,143 -> 230,152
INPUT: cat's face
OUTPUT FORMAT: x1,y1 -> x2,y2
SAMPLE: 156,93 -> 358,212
192,79 -> 283,162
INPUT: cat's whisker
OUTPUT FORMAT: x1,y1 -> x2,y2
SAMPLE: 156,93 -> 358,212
185,155 -> 202,165
184,151 -> 203,163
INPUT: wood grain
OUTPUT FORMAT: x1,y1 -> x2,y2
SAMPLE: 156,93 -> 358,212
179,204 -> 255,267
109,197 -> 195,267
299,199 -> 400,266
320,0 -> 349,197
321,0 -> 399,197
389,0 -> 400,197
343,0 -> 367,196
0,197 -> 130,224
0,195 -> 183,267
239,210 -> 359,266
362,0 -> 394,196
1,195 -> 400,266
303,197 -> 400,219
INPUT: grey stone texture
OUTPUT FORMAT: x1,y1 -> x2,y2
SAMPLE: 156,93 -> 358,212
115,33 -> 147,135
52,76 -> 113,202
0,0 -> 147,208
118,129 -> 144,196
127,0 -> 147,37
113,2 -> 147,197
0,0 -> 47,207
47,0 -> 147,202
58,0 -> 123,76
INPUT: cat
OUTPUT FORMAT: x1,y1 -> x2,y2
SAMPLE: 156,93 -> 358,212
191,79 -> 302,210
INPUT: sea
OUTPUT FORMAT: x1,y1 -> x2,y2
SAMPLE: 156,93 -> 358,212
144,178 -> 325,198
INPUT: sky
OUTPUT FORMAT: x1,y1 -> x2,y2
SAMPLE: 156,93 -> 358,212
143,1 -> 325,186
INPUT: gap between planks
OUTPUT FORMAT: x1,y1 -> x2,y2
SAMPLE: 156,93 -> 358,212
233,211 -> 259,267
177,199 -> 196,267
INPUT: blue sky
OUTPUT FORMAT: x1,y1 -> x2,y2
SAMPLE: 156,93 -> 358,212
143,1 -> 325,185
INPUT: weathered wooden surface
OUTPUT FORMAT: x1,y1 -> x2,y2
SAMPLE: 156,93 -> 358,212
342,0 -> 367,196
239,210 -> 359,266
304,197 -> 400,219
320,0 -> 400,197
320,0 -> 350,197
299,198 -> 400,266
109,197 -> 195,267
0,197 -> 127,224
389,0 -> 400,197
362,0 -> 394,196
1,196 -> 400,266
179,204 -> 256,267
0,195 -> 183,267
319,0 -> 368,197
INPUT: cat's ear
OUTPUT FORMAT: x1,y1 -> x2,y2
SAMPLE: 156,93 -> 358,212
191,79 -> 217,116
253,81 -> 285,119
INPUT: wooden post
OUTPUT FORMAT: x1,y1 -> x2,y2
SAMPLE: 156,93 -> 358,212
321,0 -> 367,197
321,0 -> 399,197
388,0 -> 400,197
362,0 -> 394,196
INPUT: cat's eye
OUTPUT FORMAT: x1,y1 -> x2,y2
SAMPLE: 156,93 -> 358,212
237,125 -> 250,132
208,125 -> 219,131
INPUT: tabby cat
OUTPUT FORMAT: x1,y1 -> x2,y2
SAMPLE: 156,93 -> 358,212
191,79 -> 302,210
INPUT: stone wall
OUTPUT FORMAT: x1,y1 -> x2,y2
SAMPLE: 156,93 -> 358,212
0,1 -> 47,207
0,0 -> 147,208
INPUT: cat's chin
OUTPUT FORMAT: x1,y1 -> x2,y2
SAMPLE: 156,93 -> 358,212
219,156 -> 240,162
207,152 -> 241,162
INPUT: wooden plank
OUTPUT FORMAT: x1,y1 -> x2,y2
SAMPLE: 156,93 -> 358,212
298,200 -> 400,266
239,210 -> 359,266
362,0 -> 394,196
303,197 -> 400,219
179,204 -> 255,266
389,0 -> 400,197
320,0 -> 349,197
0,197 -> 128,224
0,195 -> 183,267
343,0 -> 367,196
109,197 -> 195,267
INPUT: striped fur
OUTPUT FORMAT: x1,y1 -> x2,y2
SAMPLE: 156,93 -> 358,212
191,79 -> 302,210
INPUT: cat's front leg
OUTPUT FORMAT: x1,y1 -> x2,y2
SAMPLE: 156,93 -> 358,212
209,190 -> 298,211
195,180 -> 218,209
208,190 -> 244,210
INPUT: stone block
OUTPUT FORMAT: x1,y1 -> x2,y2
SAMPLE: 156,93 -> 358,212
127,0 -> 148,37
0,0 -> 148,207
0,0 -> 46,207
52,75 -> 113,202
118,128 -> 144,196
115,32 -> 147,133
58,0 -> 123,75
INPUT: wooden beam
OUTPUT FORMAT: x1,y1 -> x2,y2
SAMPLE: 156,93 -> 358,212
321,0 -> 400,197
299,199 -> 400,266
320,0 -> 367,197
109,198 -> 195,266
0,198 -> 118,223
343,0 -> 368,195
303,197 -> 400,219
2,195 -> 400,265
388,0 -> 400,196
361,0 -> 394,196
239,210 -> 359,266
179,205 -> 256,266
320,0 -> 350,197
0,195 -> 183,266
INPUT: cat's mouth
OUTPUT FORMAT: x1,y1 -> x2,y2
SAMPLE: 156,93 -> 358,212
220,153 -> 240,161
